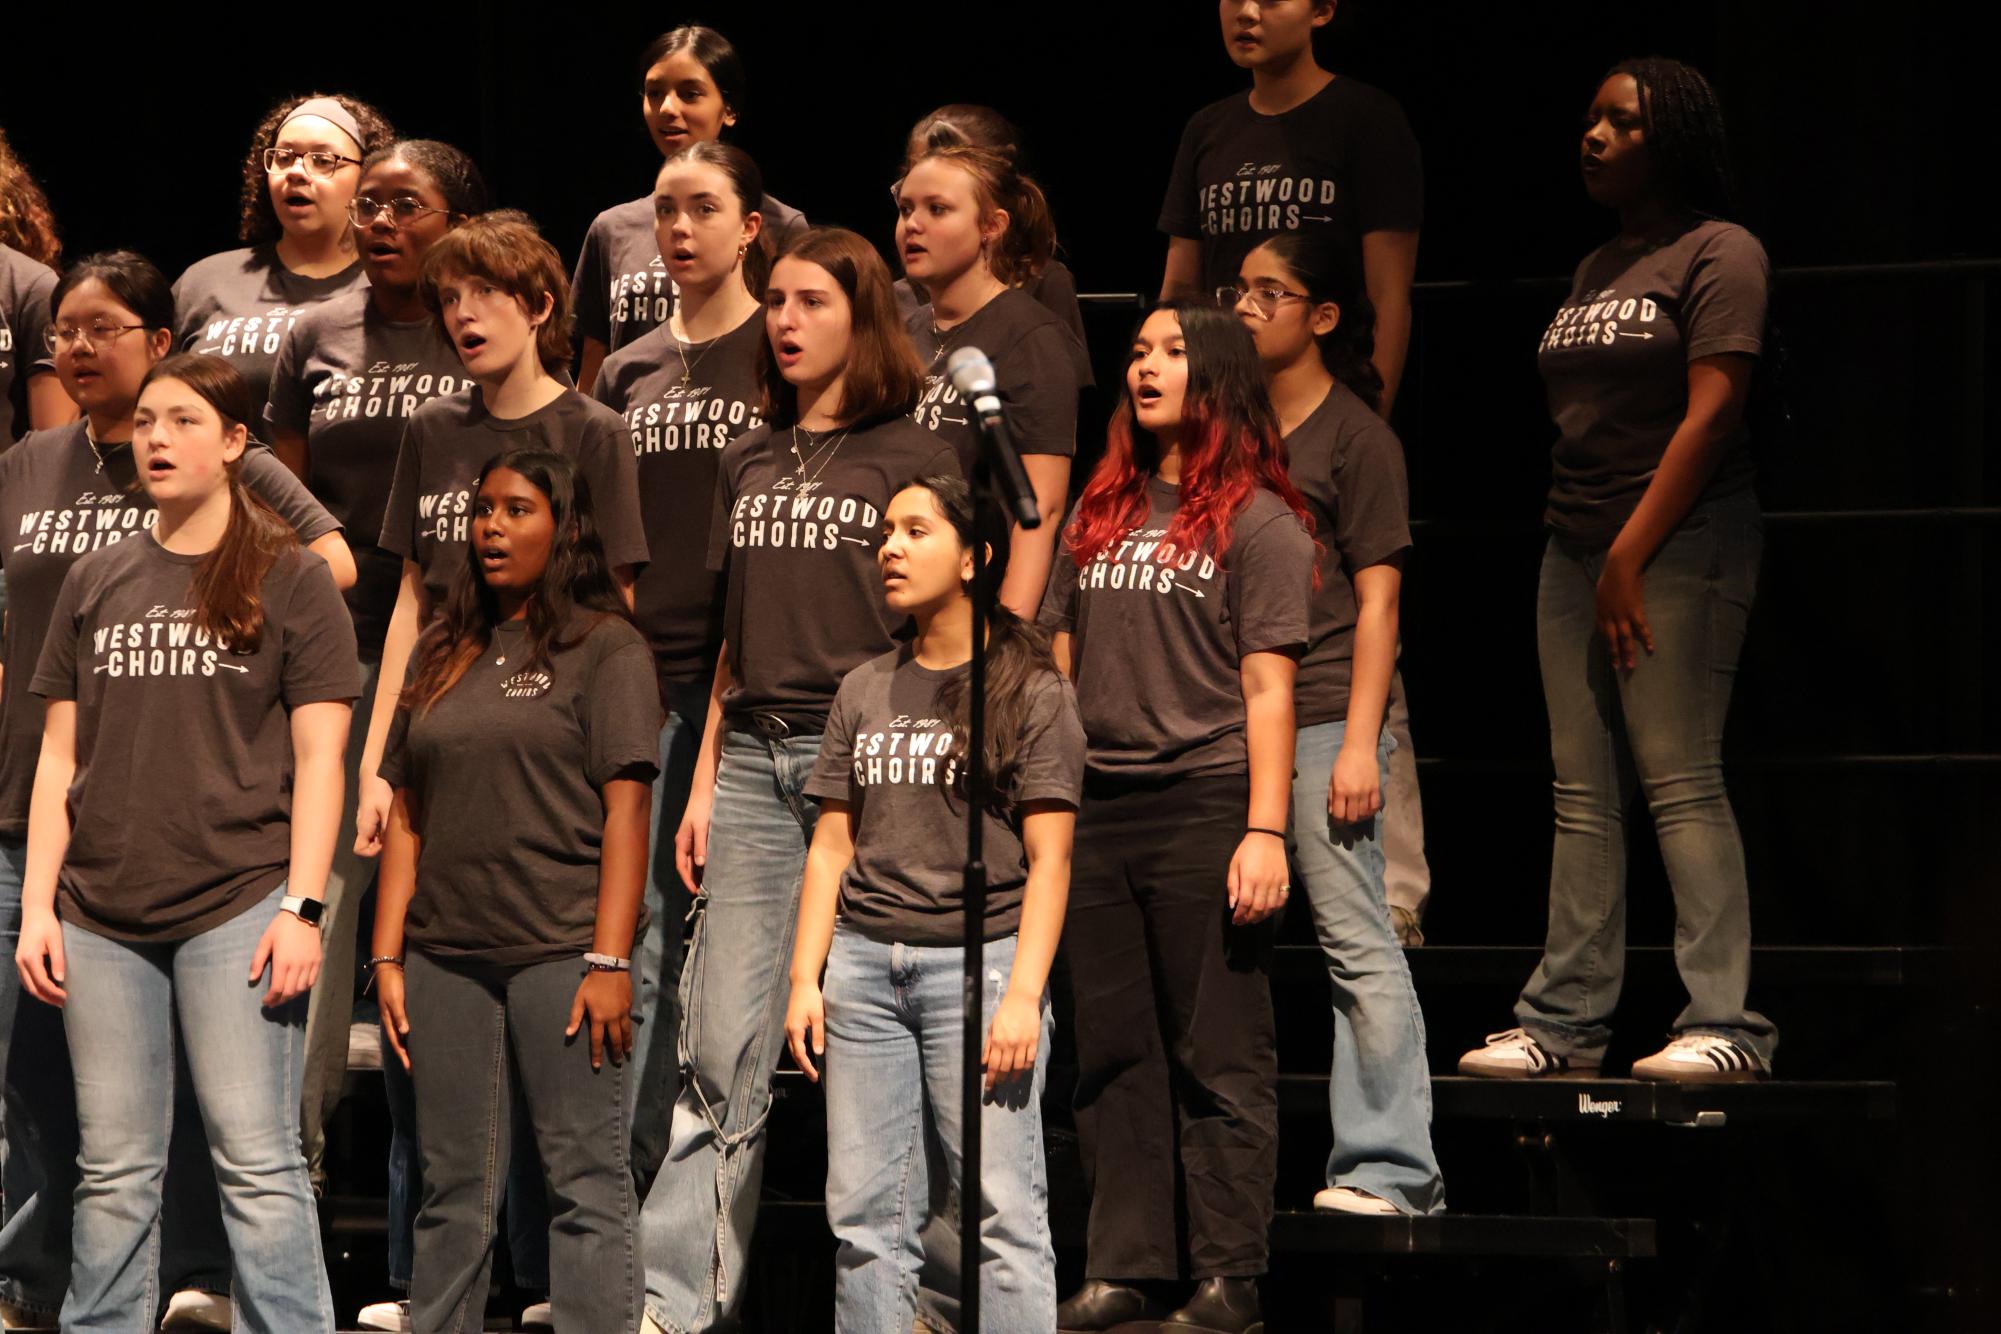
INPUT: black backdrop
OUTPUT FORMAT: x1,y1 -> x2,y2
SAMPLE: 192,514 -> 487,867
3,1 -> 1994,1328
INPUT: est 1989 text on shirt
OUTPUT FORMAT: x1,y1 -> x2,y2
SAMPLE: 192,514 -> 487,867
0,426 -> 340,839
709,415 -> 959,732
30,536 -> 359,941
591,309 -> 765,688
265,289 -> 472,653
173,244 -> 368,411
804,647 -> 1084,945
1040,481 -> 1315,783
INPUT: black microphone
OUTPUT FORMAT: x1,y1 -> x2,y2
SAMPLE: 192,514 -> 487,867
945,346 -> 1042,529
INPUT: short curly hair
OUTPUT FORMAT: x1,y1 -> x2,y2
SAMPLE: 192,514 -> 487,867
237,92 -> 396,245
0,125 -> 61,267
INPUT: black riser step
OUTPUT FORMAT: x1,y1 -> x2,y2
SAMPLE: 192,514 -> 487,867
1281,1075 -> 1897,1124
1271,1209 -> 1656,1258
729,1199 -> 1663,1262
1272,944 -> 1943,989
327,1194 -> 1658,1263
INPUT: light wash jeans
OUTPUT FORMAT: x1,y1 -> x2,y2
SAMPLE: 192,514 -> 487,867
1517,490 -> 1777,1063
300,653 -> 381,1183
630,680 -> 710,1192
822,928 -> 1054,1333
1381,670 -> 1432,920
640,723 -> 822,1334
58,883 -> 334,1333
1289,721 -> 1446,1216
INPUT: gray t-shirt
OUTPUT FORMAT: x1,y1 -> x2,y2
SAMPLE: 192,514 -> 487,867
1286,382 -> 1412,727
381,614 -> 662,968
571,190 -> 809,355
173,245 -> 368,410
1159,77 -> 1424,292
708,416 -> 959,731
31,536 -> 359,941
379,387 -> 650,613
894,260 -> 1094,388
805,648 -> 1084,945
591,310 -> 764,688
1038,481 -> 1314,782
1537,220 -> 1768,543
0,424 -> 340,837
0,244 -> 58,445
904,287 -> 1085,476
265,289 -> 474,654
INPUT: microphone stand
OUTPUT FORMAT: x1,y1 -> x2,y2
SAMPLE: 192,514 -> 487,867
961,409 -> 1040,1334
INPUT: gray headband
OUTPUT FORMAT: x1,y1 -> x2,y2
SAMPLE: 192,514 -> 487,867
278,97 -> 366,153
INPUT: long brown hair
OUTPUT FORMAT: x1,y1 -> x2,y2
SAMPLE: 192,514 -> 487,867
403,449 -> 630,716
138,354 -> 296,654
758,227 -> 922,428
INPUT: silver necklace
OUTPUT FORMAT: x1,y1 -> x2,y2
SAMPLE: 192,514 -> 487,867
789,424 -> 851,486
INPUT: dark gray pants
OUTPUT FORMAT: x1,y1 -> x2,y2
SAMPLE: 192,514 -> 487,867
405,951 -> 640,1334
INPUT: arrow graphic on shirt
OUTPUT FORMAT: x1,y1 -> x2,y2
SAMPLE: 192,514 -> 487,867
840,535 -> 871,546
12,543 -> 34,553
940,415 -> 968,426
215,663 -> 250,673
1615,330 -> 1655,340
1299,214 -> 1334,223
1177,584 -> 1208,599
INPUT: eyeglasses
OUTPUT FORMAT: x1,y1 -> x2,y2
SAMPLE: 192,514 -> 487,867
1217,283 -> 1311,321
348,196 -> 451,228
263,147 -> 362,178
45,322 -> 148,353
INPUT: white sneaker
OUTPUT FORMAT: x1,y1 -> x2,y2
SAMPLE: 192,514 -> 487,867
159,1290 -> 231,1331
354,1299 -> 411,1332
1313,1185 -> 1400,1215
1631,1032 -> 1768,1083
519,1301 -> 553,1329
1457,1027 -> 1599,1079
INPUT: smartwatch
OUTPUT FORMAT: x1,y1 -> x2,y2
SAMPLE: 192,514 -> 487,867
279,895 -> 325,927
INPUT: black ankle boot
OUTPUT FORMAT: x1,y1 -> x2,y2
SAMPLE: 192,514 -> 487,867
1057,1278 -> 1172,1332
1162,1277 -> 1263,1334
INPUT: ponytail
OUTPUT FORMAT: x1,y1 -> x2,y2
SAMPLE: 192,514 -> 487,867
907,145 -> 1057,288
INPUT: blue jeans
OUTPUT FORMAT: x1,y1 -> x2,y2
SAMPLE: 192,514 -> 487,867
630,681 -> 710,1191
1289,722 -> 1446,1215
58,884 -> 334,1333
1518,491 -> 1777,1063
641,723 -> 822,1334
2,842 -> 231,1320
822,928 -> 1054,1333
